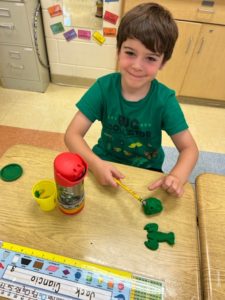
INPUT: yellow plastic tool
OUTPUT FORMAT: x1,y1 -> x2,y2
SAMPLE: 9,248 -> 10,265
114,178 -> 145,203
114,179 -> 164,216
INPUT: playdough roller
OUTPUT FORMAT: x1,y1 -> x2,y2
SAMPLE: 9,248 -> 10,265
114,178 -> 163,215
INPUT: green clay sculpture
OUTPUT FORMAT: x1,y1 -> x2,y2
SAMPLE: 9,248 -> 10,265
142,197 -> 163,215
144,223 -> 175,250
114,179 -> 163,216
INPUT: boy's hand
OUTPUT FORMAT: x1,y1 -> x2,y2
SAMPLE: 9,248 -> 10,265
91,160 -> 125,187
148,174 -> 184,197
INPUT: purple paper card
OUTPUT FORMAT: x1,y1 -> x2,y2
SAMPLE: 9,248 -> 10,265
64,29 -> 77,41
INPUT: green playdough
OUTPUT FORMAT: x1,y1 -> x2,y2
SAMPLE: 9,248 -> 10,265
144,223 -> 175,250
142,197 -> 163,215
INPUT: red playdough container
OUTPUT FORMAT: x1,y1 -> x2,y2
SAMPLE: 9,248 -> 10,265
54,152 -> 88,215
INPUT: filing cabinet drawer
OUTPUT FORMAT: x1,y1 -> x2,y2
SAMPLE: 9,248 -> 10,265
0,1 -> 32,45
0,44 -> 39,81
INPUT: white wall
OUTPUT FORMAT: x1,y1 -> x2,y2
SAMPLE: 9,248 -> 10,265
40,0 -> 122,86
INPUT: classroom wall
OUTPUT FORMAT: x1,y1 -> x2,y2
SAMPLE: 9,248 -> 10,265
40,0 -> 122,87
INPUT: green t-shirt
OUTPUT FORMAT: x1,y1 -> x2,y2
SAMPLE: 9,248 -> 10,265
76,73 -> 188,170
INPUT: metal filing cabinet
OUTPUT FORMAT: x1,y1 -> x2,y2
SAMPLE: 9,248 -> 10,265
0,0 -> 49,92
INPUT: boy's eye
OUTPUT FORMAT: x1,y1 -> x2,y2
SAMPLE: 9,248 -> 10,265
147,56 -> 157,62
125,51 -> 135,56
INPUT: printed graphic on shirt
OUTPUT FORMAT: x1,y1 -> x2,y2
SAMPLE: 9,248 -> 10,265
102,114 -> 159,168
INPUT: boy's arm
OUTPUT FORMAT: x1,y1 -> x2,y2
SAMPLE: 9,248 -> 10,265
148,129 -> 199,197
64,111 -> 124,187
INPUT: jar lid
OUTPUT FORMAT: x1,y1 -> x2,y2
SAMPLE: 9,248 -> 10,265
0,163 -> 23,181
54,152 -> 87,185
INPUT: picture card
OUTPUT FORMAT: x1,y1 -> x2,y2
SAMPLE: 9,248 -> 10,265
103,27 -> 117,37
103,11 -> 119,25
64,29 -> 77,41
78,29 -> 91,40
48,5 -> 62,17
92,31 -> 106,45
50,22 -> 65,34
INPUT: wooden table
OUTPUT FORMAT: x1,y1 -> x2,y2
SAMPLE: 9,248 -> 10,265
0,144 -> 201,299
196,173 -> 225,300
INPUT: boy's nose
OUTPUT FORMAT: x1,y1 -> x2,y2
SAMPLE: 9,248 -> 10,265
132,58 -> 143,70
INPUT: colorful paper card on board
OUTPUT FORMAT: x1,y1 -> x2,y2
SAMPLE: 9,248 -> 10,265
104,11 -> 119,25
64,29 -> 77,41
105,0 -> 119,2
103,27 -> 117,37
92,31 -> 105,45
78,29 -> 91,40
48,5 -> 62,17
50,22 -> 65,34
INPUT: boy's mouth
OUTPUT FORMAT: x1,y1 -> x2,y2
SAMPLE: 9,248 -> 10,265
127,71 -> 144,79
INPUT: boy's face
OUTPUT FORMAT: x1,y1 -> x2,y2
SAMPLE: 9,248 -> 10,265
118,38 -> 164,93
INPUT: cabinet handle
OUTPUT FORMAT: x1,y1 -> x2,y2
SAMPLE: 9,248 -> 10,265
9,63 -> 24,70
185,38 -> 192,54
197,38 -> 204,54
197,7 -> 214,14
0,23 -> 14,30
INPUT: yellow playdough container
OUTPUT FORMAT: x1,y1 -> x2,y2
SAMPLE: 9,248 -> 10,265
32,180 -> 57,211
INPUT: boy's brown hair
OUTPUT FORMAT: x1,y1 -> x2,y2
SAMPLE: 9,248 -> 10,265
117,2 -> 178,63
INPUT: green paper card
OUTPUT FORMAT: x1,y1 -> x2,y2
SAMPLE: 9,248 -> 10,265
50,22 -> 64,34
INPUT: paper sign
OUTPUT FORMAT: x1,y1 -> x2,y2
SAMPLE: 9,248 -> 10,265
78,29 -> 91,40
104,11 -> 119,25
50,22 -> 65,34
48,5 -> 62,17
92,31 -> 105,45
103,27 -> 117,37
64,29 -> 77,41
105,0 -> 119,2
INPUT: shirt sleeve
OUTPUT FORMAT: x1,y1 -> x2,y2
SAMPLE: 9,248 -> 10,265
76,80 -> 103,122
161,93 -> 188,136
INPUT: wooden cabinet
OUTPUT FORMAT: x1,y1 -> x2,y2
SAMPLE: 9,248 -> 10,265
181,24 -> 225,100
122,0 -> 225,102
123,0 -> 225,26
157,21 -> 201,94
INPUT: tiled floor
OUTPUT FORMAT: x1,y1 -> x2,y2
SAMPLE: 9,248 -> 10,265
0,83 -> 225,158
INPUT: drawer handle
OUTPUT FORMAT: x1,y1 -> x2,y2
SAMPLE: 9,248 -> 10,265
9,63 -> 24,70
197,7 -> 214,14
0,8 -> 10,17
0,23 -> 14,30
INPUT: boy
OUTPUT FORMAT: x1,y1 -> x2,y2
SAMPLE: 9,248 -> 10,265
65,3 -> 198,197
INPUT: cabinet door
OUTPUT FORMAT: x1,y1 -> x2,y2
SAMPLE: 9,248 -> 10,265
157,21 -> 201,94
180,25 -> 225,101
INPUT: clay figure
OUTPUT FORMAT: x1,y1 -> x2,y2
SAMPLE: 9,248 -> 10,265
144,223 -> 175,250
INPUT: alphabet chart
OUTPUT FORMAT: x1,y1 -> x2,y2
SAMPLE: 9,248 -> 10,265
0,241 -> 164,300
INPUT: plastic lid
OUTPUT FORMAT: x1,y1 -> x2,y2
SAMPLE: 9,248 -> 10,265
0,163 -> 23,182
54,152 -> 87,182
